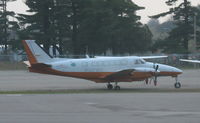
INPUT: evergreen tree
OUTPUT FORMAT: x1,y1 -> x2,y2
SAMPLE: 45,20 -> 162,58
75,0 -> 150,55
151,0 -> 199,53
18,0 -> 152,55
18,0 -> 73,55
195,5 -> 200,49
0,0 -> 18,54
17,0 -> 54,53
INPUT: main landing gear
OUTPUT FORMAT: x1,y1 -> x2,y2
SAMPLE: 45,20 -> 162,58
145,78 -> 157,86
174,77 -> 181,89
107,83 -> 113,90
107,82 -> 120,90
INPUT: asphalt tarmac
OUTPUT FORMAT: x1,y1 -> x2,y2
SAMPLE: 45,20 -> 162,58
0,93 -> 200,123
0,70 -> 200,123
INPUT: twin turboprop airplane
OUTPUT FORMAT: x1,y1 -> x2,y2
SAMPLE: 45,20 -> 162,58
22,40 -> 183,90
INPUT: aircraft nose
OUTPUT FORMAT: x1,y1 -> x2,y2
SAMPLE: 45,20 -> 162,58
156,64 -> 183,76
173,67 -> 183,74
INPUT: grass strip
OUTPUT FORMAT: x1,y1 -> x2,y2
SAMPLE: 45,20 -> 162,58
1,88 -> 200,94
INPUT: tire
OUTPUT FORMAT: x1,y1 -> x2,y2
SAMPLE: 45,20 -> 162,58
174,82 -> 181,89
107,84 -> 113,90
114,86 -> 120,90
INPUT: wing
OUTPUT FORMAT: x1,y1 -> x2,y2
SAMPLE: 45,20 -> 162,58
102,69 -> 135,81
95,56 -> 168,59
140,56 -> 168,59
102,68 -> 155,82
94,56 -> 119,58
180,59 -> 200,63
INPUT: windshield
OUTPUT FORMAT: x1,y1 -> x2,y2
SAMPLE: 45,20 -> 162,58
134,59 -> 146,64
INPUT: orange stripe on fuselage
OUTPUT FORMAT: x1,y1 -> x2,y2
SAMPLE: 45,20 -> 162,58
29,67 -> 112,79
159,72 -> 181,77
28,67 -> 154,83
22,40 -> 38,64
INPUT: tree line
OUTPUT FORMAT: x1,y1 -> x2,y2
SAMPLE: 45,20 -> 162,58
1,0 -> 152,56
151,0 -> 200,53
0,0 -> 200,55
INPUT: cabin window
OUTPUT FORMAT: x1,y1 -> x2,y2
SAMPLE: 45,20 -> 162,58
96,61 -> 101,66
91,61 -> 96,66
114,60 -> 120,65
121,60 -> 128,65
134,59 -> 146,64
82,62 -> 88,67
105,61 -> 110,66
135,60 -> 140,64
99,61 -> 104,66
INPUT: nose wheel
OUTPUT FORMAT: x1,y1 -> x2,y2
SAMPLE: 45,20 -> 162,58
174,77 -> 181,88
174,82 -> 181,88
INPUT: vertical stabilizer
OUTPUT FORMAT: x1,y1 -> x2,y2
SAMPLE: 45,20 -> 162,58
22,40 -> 53,64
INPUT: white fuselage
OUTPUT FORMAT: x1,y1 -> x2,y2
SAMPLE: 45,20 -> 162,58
50,56 -> 182,74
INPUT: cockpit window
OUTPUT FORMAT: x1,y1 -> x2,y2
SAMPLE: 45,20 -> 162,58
134,59 -> 146,64
135,60 -> 140,64
140,59 -> 146,64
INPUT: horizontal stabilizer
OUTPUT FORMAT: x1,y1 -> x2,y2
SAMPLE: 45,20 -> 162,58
23,61 -> 51,68
31,63 -> 52,69
23,61 -> 31,67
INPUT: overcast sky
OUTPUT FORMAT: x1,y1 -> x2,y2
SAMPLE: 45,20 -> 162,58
134,0 -> 200,23
7,0 -> 200,24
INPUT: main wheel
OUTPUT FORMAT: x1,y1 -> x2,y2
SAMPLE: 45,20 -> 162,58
174,82 -> 181,88
114,86 -> 120,90
107,84 -> 113,90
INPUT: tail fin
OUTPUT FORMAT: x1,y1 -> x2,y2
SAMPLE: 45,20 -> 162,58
22,40 -> 53,64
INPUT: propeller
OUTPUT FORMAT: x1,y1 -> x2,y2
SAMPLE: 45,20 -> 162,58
145,78 -> 149,85
153,63 -> 159,86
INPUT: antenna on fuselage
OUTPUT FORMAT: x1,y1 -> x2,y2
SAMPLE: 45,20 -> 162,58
86,54 -> 90,58
85,46 -> 90,58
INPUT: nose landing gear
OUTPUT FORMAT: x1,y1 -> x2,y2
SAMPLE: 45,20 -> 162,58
174,77 -> 181,88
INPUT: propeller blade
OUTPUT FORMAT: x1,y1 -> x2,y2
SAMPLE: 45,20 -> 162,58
154,76 -> 157,86
145,79 -> 149,85
155,65 -> 159,71
153,64 -> 159,86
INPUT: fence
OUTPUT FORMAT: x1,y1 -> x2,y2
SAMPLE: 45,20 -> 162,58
0,54 -> 27,70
